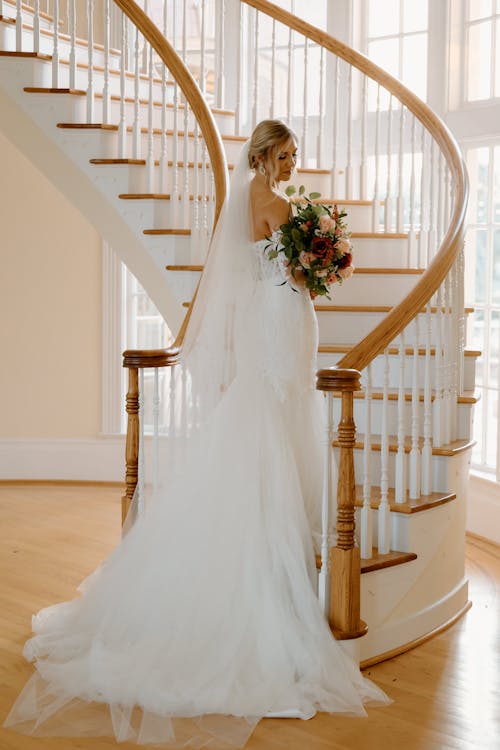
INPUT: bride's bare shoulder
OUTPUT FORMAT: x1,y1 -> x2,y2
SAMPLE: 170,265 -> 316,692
250,182 -> 289,233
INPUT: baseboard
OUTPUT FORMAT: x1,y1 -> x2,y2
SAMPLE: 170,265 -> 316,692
0,437 -> 126,482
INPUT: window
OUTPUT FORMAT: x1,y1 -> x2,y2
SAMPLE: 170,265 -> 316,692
365,0 -> 428,108
465,144 -> 500,476
466,0 -> 500,101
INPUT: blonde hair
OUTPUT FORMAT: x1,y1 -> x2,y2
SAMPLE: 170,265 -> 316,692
248,119 -> 297,186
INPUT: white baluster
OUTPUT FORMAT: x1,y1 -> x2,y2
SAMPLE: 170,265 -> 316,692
153,367 -> 160,491
269,18 -> 276,118
317,46 -> 325,167
428,138 -> 437,262
421,304 -> 433,495
158,0 -> 168,193
418,125 -> 428,267
131,21 -> 141,158
286,1 -> 295,125
216,0 -> 226,108
102,0 -> 111,125
16,0 -> 22,51
396,104 -> 405,233
192,123 -> 201,259
252,9 -> 259,128
360,363 -> 373,559
456,246 -> 466,396
450,260 -> 460,440
318,393 -> 334,615
345,64 -> 353,198
118,11 -> 127,158
395,332 -> 406,503
433,285 -> 444,447
33,0 -> 40,54
331,56 -> 339,197
442,273 -> 452,445
182,96 -> 190,227
372,84 -> 381,231
137,368 -> 145,515
409,318 -> 421,499
200,0 -> 206,95
146,40 -> 154,192
407,114 -> 417,266
51,0 -> 60,86
384,94 -> 393,232
301,36 -> 309,166
68,0 -> 76,88
378,349 -> 391,554
87,0 -> 94,121
360,74 -> 368,199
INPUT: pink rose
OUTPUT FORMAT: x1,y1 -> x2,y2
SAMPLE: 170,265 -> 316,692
326,272 -> 338,284
299,251 -> 315,269
336,238 -> 351,254
338,265 -> 355,280
315,268 -> 330,278
319,214 -> 335,233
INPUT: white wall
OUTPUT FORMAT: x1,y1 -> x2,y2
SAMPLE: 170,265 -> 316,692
0,131 -> 125,479
467,475 -> 500,546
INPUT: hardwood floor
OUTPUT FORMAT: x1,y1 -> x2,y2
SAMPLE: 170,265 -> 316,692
0,484 -> 498,750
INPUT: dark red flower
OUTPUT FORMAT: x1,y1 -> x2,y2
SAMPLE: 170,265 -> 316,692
311,236 -> 335,261
337,252 -> 352,269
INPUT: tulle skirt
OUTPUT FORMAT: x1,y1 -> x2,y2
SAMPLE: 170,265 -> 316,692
4,367 -> 390,748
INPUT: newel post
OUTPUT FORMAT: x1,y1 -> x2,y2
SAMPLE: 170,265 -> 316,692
316,367 -> 368,641
122,359 -> 139,525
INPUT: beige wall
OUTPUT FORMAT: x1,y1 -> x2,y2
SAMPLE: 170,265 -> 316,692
0,131 -> 102,439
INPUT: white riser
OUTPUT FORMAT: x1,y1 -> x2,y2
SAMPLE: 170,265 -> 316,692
318,309 -> 469,346
331,398 -> 474,442
351,235 -> 410,266
346,446 -> 459,495
323,272 -> 418,306
317,351 -> 477,393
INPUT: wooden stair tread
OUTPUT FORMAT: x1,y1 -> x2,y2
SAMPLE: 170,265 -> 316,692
0,51 -> 52,60
348,388 -> 479,404
24,86 -> 86,95
22,87 -> 234,116
57,122 -> 118,130
119,194 -> 210,201
143,229 -> 191,236
89,159 -> 332,176
163,263 -> 424,275
318,344 -> 481,358
0,15 -> 16,24
315,304 -> 474,314
315,548 -> 418,573
354,485 -> 456,513
166,265 -> 204,271
333,433 -> 475,456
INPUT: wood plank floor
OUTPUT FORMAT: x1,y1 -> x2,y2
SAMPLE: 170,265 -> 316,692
0,484 -> 498,750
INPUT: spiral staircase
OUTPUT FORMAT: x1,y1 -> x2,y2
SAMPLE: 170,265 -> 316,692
0,0 -> 475,665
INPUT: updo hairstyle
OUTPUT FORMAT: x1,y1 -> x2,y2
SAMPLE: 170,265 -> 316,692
248,119 -> 297,186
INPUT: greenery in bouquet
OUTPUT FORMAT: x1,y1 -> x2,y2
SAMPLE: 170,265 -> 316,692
266,185 -> 354,300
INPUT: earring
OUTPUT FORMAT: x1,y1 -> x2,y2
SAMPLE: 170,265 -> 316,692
258,163 -> 266,176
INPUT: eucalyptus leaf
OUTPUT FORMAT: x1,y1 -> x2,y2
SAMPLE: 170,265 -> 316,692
299,185 -> 305,196
285,185 -> 296,196
309,191 -> 321,200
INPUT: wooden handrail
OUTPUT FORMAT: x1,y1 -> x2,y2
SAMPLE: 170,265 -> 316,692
242,0 -> 469,373
112,0 -> 229,229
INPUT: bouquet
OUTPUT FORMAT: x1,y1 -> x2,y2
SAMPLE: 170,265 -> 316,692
266,185 -> 354,300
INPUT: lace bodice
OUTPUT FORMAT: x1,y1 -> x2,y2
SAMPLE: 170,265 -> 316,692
251,231 -> 291,286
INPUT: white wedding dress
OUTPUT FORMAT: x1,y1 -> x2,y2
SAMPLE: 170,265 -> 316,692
4,146 -> 390,748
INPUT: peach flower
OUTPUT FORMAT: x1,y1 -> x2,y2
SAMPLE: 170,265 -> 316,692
319,214 -> 335,233
336,238 -> 351,254
338,264 -> 355,280
299,251 -> 315,268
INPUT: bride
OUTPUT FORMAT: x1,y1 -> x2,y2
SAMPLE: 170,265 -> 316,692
4,119 -> 390,748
